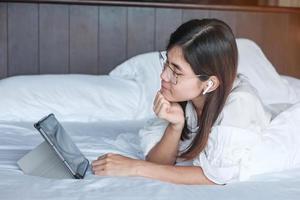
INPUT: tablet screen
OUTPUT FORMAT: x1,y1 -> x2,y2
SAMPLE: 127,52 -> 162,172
34,114 -> 89,178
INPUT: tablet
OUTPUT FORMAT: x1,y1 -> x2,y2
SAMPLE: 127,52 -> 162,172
34,113 -> 89,179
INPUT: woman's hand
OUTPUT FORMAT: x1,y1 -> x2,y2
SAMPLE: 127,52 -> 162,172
153,91 -> 185,130
92,153 -> 142,177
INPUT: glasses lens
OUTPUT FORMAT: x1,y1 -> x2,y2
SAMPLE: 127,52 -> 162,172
164,64 -> 177,85
164,63 -> 172,79
160,52 -> 177,85
171,74 -> 177,84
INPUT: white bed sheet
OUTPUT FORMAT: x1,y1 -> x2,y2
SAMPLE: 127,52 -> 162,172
1,76 -> 300,200
1,120 -> 300,200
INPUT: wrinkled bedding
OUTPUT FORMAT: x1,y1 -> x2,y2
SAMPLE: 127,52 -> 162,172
1,39 -> 300,199
1,119 -> 300,200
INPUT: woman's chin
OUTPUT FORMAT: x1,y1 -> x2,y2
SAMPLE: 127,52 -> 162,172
160,88 -> 173,102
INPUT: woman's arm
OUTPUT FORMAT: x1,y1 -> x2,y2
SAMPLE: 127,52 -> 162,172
92,153 -> 216,185
136,160 -> 216,185
146,123 -> 183,165
146,91 -> 185,165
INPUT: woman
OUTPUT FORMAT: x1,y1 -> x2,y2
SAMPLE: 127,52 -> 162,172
92,19 -> 272,185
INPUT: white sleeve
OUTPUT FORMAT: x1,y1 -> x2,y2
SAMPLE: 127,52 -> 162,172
193,92 -> 269,184
138,117 -> 169,158
193,126 -> 260,184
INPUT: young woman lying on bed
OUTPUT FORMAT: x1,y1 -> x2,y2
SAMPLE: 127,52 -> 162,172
91,19 -> 272,185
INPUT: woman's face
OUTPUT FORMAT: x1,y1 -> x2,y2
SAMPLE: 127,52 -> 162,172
160,46 -> 205,102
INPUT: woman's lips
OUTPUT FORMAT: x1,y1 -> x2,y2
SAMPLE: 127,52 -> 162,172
161,85 -> 169,92
161,82 -> 170,90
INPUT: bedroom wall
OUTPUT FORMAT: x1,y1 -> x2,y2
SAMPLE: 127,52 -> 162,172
0,1 -> 299,79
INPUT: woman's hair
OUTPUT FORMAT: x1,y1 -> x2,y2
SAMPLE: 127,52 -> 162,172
166,19 -> 238,160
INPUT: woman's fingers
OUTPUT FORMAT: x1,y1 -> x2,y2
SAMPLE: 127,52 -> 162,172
154,101 -> 162,115
155,100 -> 170,118
153,92 -> 163,111
92,153 -> 115,168
153,91 -> 173,120
97,153 -> 114,160
92,159 -> 106,174
156,94 -> 167,108
92,154 -> 114,174
92,164 -> 106,172
97,154 -> 106,160
92,159 -> 106,167
153,91 -> 163,107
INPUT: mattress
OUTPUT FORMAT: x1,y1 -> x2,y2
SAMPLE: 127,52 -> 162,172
1,119 -> 300,200
0,41 -> 300,199
1,72 -> 300,199
0,120 -> 300,199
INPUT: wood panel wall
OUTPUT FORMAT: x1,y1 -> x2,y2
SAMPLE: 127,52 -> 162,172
0,2 -> 299,79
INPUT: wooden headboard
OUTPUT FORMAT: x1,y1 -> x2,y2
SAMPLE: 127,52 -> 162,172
0,0 -> 300,79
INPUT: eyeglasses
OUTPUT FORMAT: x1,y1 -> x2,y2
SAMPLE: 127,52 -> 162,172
159,51 -> 209,85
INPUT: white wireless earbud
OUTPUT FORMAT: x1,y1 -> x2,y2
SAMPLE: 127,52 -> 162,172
202,80 -> 213,95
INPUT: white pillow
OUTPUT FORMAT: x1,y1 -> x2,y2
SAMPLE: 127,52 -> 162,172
2,39 -> 295,122
240,102 -> 300,180
236,38 -> 298,105
0,74 -> 141,122
110,39 -> 298,110
109,52 -> 162,119
280,75 -> 300,101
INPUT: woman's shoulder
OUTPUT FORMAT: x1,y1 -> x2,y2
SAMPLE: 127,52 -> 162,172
229,74 -> 261,102
215,74 -> 272,129
224,74 -> 266,111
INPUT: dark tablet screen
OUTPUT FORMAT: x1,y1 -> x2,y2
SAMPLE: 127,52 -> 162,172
34,114 -> 89,179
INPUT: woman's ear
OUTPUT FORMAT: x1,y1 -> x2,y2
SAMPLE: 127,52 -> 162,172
203,76 -> 220,95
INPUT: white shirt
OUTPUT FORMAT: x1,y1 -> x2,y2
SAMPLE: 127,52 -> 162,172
138,74 -> 272,184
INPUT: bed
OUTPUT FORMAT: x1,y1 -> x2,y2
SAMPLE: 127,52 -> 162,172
1,0 -> 300,199
1,38 -> 300,199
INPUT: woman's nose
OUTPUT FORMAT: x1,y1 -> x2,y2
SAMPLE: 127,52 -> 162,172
160,70 -> 170,82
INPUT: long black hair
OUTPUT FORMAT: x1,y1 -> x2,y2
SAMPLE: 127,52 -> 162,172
166,19 -> 238,160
